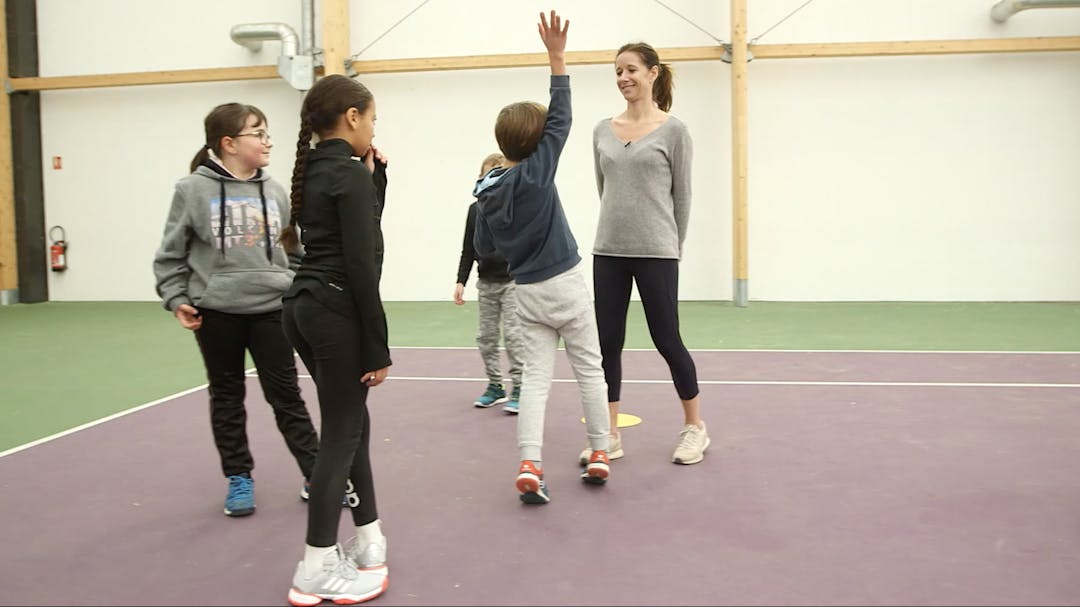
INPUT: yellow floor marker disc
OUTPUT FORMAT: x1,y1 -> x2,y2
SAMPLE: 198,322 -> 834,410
581,412 -> 642,428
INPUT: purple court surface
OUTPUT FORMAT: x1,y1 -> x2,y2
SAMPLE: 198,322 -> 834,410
1,348 -> 1078,606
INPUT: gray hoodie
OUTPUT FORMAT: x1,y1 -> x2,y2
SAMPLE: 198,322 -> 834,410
153,163 -> 297,314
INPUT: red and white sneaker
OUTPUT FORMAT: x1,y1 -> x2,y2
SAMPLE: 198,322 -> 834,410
581,450 -> 610,485
516,460 -> 550,504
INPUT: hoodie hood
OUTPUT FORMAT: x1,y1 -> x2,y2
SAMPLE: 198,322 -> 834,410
473,166 -> 509,197
199,150 -> 270,182
472,166 -> 519,231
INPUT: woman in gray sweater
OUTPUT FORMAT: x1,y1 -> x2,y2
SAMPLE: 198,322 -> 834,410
587,42 -> 710,466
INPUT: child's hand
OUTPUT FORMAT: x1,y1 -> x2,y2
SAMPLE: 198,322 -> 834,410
538,10 -> 568,55
175,304 -> 202,330
361,148 -> 376,174
362,367 -> 389,387
370,145 -> 389,167
453,283 -> 465,305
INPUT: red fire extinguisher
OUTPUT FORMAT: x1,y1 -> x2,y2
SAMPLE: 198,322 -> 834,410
49,225 -> 67,272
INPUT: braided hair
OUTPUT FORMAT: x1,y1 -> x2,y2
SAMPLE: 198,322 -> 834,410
279,75 -> 375,253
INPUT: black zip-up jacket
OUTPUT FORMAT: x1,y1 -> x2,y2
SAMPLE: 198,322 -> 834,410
284,138 -> 391,372
456,201 -> 511,285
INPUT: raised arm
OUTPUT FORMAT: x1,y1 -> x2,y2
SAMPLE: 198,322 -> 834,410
521,10 -> 572,186
538,10 -> 568,75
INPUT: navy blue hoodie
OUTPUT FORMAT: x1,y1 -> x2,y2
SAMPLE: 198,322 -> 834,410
473,74 -> 581,285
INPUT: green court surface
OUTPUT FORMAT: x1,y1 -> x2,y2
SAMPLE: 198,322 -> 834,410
1,300 -> 1077,452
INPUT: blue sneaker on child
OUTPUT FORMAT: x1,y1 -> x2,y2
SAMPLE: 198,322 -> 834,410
224,473 -> 255,517
474,382 -> 507,408
502,385 -> 520,414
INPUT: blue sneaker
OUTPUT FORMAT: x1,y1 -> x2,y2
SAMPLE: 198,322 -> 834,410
502,385 -> 520,414
224,473 -> 255,517
301,480 -> 350,507
474,383 -> 507,408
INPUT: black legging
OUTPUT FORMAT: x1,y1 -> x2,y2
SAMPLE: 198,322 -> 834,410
283,291 -> 378,547
593,255 -> 699,403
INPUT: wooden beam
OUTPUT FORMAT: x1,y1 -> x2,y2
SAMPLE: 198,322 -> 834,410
350,46 -> 725,74
731,0 -> 749,307
6,36 -> 1078,92
322,0 -> 350,75
752,35 -> 1080,59
0,0 -> 16,300
7,65 -> 279,91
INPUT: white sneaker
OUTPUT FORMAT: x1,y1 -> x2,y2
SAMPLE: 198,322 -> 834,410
344,533 -> 387,569
672,421 -> 710,465
287,545 -> 388,606
578,433 -> 624,465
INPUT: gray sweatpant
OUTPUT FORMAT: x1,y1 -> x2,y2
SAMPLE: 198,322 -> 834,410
476,278 -> 525,388
513,262 -> 610,462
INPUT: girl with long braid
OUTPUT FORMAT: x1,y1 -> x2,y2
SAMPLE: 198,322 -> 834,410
280,74 -> 391,606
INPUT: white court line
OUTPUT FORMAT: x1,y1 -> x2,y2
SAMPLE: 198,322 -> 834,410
297,374 -> 1080,389
7,349 -> 1078,459
388,346 -> 1080,355
0,383 -> 211,459
0,365 -> 256,460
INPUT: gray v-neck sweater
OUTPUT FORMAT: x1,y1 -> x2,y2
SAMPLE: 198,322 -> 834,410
591,115 -> 693,259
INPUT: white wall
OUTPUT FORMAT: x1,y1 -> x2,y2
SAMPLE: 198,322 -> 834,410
36,0 -> 1080,302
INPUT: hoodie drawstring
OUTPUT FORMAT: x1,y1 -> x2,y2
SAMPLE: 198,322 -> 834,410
215,175 -> 272,263
218,179 -> 227,257
258,180 -> 272,262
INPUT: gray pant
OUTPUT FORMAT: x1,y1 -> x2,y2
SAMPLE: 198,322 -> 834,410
476,278 -> 525,388
513,262 -> 610,462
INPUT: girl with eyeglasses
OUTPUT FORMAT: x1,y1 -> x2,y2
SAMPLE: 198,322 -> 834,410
153,102 -> 320,519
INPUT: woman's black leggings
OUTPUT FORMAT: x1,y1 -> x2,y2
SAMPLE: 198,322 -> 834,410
283,291 -> 378,547
593,255 -> 699,403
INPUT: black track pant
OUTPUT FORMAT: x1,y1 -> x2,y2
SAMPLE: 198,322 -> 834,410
283,291 -> 378,547
194,308 -> 318,479
593,255 -> 699,403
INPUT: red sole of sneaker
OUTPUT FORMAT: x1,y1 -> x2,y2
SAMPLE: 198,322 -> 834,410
516,477 -> 540,493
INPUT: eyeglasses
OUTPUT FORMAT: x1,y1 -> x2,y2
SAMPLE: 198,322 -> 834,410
235,130 -> 272,144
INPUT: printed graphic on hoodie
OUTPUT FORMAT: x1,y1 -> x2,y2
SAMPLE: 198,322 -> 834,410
210,196 -> 282,250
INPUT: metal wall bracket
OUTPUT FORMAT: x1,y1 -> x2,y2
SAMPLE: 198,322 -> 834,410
721,43 -> 754,64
